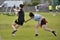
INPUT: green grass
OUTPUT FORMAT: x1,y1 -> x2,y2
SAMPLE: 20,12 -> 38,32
0,12 -> 60,40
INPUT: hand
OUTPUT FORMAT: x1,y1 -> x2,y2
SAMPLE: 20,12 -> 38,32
24,19 -> 31,23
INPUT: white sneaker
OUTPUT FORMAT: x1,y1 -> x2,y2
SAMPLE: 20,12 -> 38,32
12,34 -> 15,37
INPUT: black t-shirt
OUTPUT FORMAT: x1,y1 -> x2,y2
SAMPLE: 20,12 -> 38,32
18,9 -> 25,22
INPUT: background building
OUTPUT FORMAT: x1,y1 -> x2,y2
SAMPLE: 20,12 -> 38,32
0,0 -> 31,5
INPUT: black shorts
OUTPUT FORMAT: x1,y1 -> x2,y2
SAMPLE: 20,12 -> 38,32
41,18 -> 48,26
15,19 -> 24,25
56,10 -> 58,11
49,10 -> 52,12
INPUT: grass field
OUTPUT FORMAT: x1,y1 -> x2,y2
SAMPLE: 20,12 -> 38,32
0,12 -> 60,40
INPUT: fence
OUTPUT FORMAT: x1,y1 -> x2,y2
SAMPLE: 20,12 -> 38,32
0,6 -> 60,12
0,6 -> 49,12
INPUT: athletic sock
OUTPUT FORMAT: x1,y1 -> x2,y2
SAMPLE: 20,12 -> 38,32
52,31 -> 56,36
12,30 -> 17,34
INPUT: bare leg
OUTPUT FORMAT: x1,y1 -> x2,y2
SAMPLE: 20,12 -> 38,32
35,23 -> 40,36
42,25 -> 56,36
12,22 -> 20,36
12,23 -> 17,30
42,25 -> 53,32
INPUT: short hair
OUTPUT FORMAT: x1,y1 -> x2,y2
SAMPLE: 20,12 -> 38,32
19,4 -> 24,8
29,12 -> 34,17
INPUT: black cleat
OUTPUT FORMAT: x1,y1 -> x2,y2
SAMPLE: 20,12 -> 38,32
35,34 -> 38,36
52,31 -> 57,36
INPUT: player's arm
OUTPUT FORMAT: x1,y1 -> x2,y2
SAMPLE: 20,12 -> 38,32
13,6 -> 20,12
13,8 -> 20,12
25,18 -> 32,23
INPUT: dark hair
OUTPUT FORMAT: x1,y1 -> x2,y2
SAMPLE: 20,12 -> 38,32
19,4 -> 24,8
29,12 -> 34,17
13,5 -> 16,8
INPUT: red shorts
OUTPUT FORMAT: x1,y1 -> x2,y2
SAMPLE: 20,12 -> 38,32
41,18 -> 48,26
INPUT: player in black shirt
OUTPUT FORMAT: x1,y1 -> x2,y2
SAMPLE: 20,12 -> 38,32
12,4 -> 25,36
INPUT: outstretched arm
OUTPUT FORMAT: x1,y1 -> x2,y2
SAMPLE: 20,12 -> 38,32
13,8 -> 20,12
13,6 -> 20,12
25,18 -> 32,23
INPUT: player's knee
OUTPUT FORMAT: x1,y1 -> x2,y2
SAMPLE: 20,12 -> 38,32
12,23 -> 16,26
35,26 -> 39,29
42,26 -> 47,30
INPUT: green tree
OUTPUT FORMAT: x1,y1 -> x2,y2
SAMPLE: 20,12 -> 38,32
32,0 -> 39,2
24,0 -> 40,6
31,0 -> 40,6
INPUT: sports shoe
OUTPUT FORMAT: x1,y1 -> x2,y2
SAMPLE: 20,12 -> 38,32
11,30 -> 17,37
35,34 -> 38,36
12,33 -> 15,37
52,31 -> 57,36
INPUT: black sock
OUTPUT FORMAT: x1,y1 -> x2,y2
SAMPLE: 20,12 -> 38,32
12,30 -> 17,34
52,31 -> 56,36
